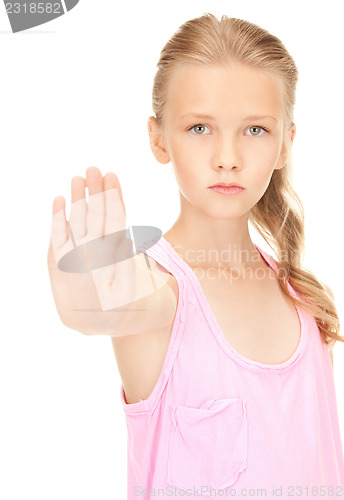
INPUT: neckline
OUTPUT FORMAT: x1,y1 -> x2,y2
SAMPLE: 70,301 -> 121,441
157,235 -> 306,370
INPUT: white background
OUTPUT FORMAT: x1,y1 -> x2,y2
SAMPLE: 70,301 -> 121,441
1,0 -> 343,498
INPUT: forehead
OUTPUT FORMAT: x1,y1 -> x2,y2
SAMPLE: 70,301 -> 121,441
165,63 -> 284,122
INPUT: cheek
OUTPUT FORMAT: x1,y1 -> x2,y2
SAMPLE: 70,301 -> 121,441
167,137 -> 189,167
250,146 -> 280,176
171,136 -> 203,163
174,164 -> 201,193
169,139 -> 204,180
247,158 -> 276,196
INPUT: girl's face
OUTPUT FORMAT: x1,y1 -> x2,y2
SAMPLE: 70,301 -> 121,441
148,63 -> 295,220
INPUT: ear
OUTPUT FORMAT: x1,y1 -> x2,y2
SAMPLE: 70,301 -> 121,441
274,122 -> 296,170
147,116 -> 170,165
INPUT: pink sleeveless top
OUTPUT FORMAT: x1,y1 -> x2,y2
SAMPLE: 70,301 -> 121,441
119,236 -> 344,499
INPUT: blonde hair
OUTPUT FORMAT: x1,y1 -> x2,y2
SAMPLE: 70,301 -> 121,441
151,13 -> 342,348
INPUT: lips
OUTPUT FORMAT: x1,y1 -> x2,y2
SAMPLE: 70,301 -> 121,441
209,182 -> 245,189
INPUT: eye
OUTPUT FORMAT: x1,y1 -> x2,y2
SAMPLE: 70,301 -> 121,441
187,124 -> 211,135
245,125 -> 269,137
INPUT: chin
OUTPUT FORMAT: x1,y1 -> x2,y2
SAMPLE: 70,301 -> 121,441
202,206 -> 250,220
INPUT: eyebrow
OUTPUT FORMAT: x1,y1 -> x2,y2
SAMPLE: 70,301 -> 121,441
179,113 -> 278,123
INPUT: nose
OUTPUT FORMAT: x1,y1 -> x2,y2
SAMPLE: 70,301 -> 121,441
212,133 -> 241,171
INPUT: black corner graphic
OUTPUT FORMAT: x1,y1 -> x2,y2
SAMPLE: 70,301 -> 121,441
64,0 -> 79,11
4,0 -> 80,33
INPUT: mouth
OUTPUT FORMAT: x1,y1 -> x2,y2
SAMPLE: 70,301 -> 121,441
208,183 -> 245,196
208,182 -> 244,188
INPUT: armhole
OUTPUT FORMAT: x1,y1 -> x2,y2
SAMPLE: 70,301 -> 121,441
119,245 -> 187,415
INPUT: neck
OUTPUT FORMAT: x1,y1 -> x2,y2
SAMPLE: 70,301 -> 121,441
163,212 -> 260,273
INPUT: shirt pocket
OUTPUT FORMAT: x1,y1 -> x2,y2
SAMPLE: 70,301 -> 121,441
166,398 -> 248,491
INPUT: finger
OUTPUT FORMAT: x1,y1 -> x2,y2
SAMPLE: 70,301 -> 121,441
51,195 -> 74,263
51,196 -> 67,247
85,167 -> 105,239
104,172 -> 127,235
71,175 -> 86,204
69,176 -> 87,246
104,172 -> 126,216
52,195 -> 65,216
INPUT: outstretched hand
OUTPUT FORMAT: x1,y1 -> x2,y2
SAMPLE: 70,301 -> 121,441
47,167 -> 169,336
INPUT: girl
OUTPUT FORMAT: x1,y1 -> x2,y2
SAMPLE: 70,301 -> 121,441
48,13 -> 344,500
